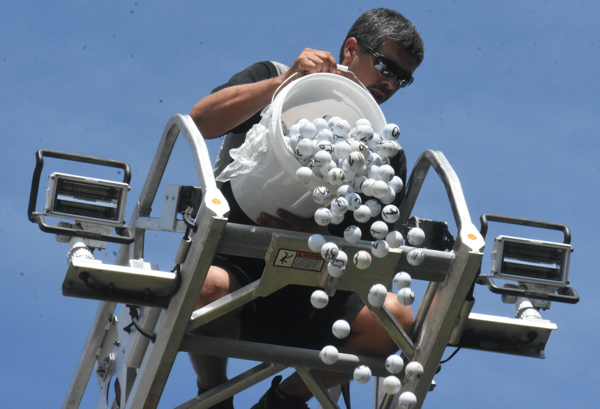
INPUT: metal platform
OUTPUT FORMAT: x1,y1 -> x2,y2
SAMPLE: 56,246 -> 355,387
52,114 -> 562,409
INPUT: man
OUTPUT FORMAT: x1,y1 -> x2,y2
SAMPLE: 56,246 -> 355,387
189,8 -> 424,409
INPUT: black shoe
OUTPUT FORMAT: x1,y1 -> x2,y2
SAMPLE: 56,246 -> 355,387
251,376 -> 309,409
197,388 -> 234,409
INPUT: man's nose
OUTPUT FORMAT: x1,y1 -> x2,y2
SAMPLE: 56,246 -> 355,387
381,74 -> 398,90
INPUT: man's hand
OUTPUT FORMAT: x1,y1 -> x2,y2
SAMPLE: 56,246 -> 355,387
284,48 -> 339,79
257,209 -> 329,235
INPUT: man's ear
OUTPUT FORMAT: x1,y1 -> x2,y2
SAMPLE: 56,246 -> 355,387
341,37 -> 359,66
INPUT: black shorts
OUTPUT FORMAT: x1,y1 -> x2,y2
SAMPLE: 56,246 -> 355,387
212,255 -> 365,350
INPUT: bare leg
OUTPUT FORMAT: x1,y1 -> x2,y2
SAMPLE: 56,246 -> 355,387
279,292 -> 413,400
189,265 -> 242,390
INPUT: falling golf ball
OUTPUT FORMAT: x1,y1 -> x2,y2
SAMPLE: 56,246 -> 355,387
406,249 -> 425,266
319,345 -> 339,365
382,376 -> 401,395
382,123 -> 400,140
393,272 -> 412,289
397,287 -> 415,306
314,207 -> 332,226
320,242 -> 339,260
353,251 -> 372,269
295,167 -> 313,184
407,227 -> 425,246
398,392 -> 417,409
371,239 -> 390,258
353,365 -> 372,384
385,354 -> 404,374
353,205 -> 371,223
310,290 -> 329,309
308,234 -> 326,252
312,187 -> 330,205
381,205 -> 400,223
344,225 -> 362,244
332,319 -> 351,339
368,284 -> 388,307
386,231 -> 404,248
405,361 -> 424,381
370,221 -> 389,239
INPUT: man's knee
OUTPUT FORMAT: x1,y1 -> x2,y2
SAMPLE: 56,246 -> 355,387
384,292 -> 414,334
345,293 -> 413,357
195,265 -> 241,310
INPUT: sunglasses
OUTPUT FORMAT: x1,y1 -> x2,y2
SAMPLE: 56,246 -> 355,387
355,38 -> 414,88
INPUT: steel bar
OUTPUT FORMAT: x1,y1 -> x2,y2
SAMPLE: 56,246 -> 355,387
179,334 -> 391,377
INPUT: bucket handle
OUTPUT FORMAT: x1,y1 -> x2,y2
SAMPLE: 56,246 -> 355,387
271,65 -> 370,104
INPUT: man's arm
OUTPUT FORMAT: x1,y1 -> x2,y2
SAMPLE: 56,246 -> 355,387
190,48 -> 339,139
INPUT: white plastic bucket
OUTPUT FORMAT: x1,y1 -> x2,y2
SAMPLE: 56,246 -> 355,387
230,73 -> 387,222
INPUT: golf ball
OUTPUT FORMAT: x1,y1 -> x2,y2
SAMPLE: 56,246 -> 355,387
381,205 -> 400,223
332,119 -> 351,138
313,150 -> 332,167
382,376 -> 401,395
353,250 -> 372,269
386,231 -> 404,248
310,290 -> 329,309
398,392 -> 417,409
332,319 -> 351,339
313,187 -> 331,205
393,272 -> 412,289
371,239 -> 390,258
353,365 -> 372,384
320,242 -> 339,260
353,124 -> 374,143
405,361 -> 424,381
344,225 -> 362,244
378,164 -> 395,182
364,199 -> 382,217
313,117 -> 329,134
347,151 -> 365,170
406,249 -> 425,266
308,234 -> 326,252
407,228 -> 425,246
379,187 -> 396,205
353,205 -> 371,223
385,355 -> 404,374
368,284 -> 388,307
337,184 -> 354,197
397,288 -> 415,306
327,261 -> 345,278
314,207 -> 332,226
327,168 -> 345,186
295,167 -> 313,184
382,123 -> 401,140
371,180 -> 389,199
319,345 -> 339,365
299,121 -> 317,139
370,221 -> 389,239
388,176 -> 404,193
330,250 -> 348,268
330,196 -> 349,215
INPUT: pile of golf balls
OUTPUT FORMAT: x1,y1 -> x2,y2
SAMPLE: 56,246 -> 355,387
295,115 -> 427,270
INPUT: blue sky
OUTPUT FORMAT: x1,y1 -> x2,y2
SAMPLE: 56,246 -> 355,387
1,1 -> 599,408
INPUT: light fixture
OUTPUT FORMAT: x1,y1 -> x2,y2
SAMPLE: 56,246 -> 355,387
45,172 -> 129,227
490,236 -> 571,287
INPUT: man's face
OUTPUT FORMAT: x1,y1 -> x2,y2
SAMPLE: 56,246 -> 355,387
342,38 -> 419,105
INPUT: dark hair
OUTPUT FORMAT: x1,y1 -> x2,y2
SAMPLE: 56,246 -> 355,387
340,8 -> 424,66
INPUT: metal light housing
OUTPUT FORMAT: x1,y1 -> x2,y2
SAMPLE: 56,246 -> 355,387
44,172 -> 129,227
490,235 -> 572,287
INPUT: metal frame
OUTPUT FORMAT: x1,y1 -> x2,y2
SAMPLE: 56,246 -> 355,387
60,116 -> 486,409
